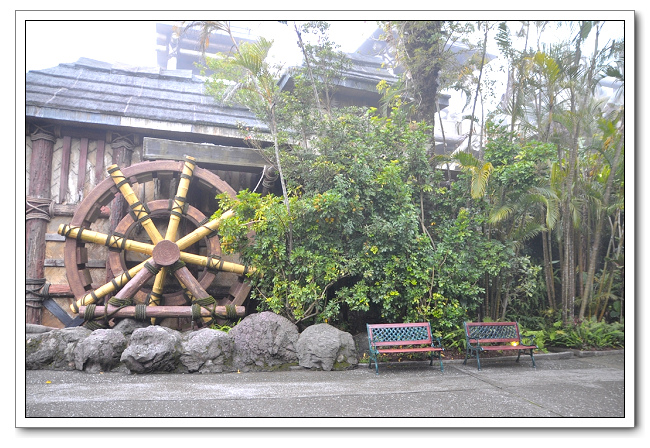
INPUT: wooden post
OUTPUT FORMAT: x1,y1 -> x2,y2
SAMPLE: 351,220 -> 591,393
26,125 -> 57,324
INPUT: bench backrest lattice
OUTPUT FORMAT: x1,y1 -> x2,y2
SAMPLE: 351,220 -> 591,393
465,322 -> 520,343
368,323 -> 433,346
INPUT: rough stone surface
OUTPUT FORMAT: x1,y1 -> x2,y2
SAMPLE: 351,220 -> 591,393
112,318 -> 149,336
24,315 -> 359,374
26,327 -> 92,370
297,323 -> 359,371
229,312 -> 299,372
179,328 -> 233,373
120,326 -> 183,373
73,328 -> 128,373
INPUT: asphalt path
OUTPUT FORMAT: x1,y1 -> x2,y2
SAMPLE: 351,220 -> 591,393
19,350 -> 630,428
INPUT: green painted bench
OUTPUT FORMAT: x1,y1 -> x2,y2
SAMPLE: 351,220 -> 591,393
463,321 -> 537,370
367,322 -> 444,375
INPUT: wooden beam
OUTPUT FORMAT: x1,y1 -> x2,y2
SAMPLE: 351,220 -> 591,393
44,259 -> 107,268
78,305 -> 245,319
143,137 -> 267,172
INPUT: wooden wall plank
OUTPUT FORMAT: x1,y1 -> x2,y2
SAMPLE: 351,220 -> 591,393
77,137 -> 88,195
95,139 -> 105,183
58,135 -> 71,203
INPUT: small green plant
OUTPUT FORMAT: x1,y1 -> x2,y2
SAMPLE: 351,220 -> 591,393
545,319 -> 624,350
209,319 -> 241,333
433,325 -> 466,353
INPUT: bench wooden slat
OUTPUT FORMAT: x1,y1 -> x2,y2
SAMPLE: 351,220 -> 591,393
477,345 -> 536,351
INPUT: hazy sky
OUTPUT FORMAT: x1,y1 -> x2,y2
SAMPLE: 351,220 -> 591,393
24,20 -> 379,73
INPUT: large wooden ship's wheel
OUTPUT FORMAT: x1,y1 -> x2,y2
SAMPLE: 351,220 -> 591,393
58,157 -> 253,329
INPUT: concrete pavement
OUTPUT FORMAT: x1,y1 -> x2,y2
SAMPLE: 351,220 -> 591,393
19,350 -> 629,427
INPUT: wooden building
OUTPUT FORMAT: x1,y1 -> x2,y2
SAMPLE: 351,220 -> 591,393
25,57 -> 276,329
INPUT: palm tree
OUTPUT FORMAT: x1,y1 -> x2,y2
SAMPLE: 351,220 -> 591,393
195,23 -> 294,252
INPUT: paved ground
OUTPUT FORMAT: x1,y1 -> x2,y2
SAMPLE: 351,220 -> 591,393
19,350 -> 630,427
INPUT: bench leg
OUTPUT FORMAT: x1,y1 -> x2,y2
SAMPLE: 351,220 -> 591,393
369,353 -> 379,375
465,348 -> 481,370
429,352 -> 444,372
516,349 -> 537,368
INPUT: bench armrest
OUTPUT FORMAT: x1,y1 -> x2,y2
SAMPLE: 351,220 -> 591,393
520,333 -> 537,347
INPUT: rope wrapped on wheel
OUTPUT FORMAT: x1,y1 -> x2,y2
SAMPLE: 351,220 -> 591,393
82,304 -> 106,330
191,295 -> 217,327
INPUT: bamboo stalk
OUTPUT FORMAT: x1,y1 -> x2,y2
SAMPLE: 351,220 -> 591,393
178,252 -> 254,276
107,164 -> 163,245
58,223 -> 253,276
164,156 -> 195,241
174,209 -> 234,248
72,260 -> 148,312
150,156 -> 196,322
58,224 -> 154,256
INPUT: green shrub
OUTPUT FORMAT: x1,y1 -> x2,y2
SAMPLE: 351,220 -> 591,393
545,319 -> 624,350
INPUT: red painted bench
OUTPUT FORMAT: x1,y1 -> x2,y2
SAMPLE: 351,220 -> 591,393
463,321 -> 537,370
367,322 -> 444,374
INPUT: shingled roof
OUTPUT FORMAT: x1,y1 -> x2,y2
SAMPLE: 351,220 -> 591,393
25,57 -> 268,140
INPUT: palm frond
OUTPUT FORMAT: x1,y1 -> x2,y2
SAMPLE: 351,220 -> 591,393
488,205 -> 514,224
471,162 -> 493,199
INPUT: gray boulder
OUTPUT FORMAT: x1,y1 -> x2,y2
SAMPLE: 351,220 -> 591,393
180,328 -> 233,373
297,323 -> 359,371
120,326 -> 183,373
112,318 -> 149,336
229,312 -> 299,372
73,328 -> 128,373
25,324 -> 58,339
26,327 -> 92,370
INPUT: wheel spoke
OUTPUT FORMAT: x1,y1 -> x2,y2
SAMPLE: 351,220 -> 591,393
172,264 -> 212,301
175,209 -> 234,250
164,156 -> 196,241
58,224 -> 155,257
112,260 -> 160,301
178,251 -> 254,276
148,267 -> 167,324
71,260 -> 149,312
148,156 -> 196,322
107,164 -> 163,244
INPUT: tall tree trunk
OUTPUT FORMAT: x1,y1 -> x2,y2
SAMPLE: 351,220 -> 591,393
579,116 -> 623,320
542,228 -> 555,309
467,22 -> 489,153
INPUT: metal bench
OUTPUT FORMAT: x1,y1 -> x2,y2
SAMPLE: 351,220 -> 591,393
463,321 -> 537,370
367,322 -> 444,375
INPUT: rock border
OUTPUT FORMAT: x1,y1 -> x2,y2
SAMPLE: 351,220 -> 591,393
26,312 -> 359,374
